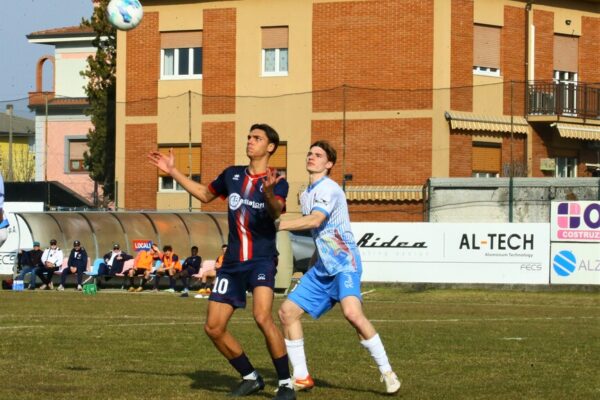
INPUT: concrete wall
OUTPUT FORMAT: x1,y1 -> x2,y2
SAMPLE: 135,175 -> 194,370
426,177 -> 600,222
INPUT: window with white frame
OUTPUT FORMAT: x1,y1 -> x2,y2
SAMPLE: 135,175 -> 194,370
161,31 -> 203,80
555,157 -> 577,178
158,145 -> 201,192
262,26 -> 288,76
473,24 -> 501,77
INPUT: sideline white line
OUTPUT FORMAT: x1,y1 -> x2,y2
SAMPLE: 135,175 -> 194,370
1,315 -> 598,330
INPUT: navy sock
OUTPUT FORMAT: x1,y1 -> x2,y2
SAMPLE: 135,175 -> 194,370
229,353 -> 255,377
272,354 -> 291,381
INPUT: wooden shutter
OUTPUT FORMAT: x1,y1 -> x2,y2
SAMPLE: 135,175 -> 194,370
269,142 -> 287,170
554,35 -> 578,73
262,27 -> 288,49
472,144 -> 501,173
161,31 -> 202,49
473,25 -> 500,69
158,146 -> 201,176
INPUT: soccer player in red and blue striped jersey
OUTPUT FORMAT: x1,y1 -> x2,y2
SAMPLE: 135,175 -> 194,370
149,124 -> 295,399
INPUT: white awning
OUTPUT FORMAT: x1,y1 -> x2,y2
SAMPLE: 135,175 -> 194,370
552,123 -> 600,141
445,111 -> 529,134
344,186 -> 423,201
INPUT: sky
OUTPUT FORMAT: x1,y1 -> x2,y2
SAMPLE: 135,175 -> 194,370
0,0 -> 94,117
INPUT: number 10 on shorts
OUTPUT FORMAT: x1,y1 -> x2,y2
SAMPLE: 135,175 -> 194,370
213,277 -> 229,294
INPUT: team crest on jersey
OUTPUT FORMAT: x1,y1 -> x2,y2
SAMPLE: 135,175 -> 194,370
257,273 -> 266,281
233,174 -> 240,181
315,197 -> 329,206
229,193 -> 243,210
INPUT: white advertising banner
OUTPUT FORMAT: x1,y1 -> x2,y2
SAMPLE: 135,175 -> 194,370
0,202 -> 43,276
550,242 -> 600,285
551,201 -> 600,242
352,223 -> 550,284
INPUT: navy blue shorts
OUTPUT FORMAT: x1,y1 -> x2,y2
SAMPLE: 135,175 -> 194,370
208,258 -> 277,309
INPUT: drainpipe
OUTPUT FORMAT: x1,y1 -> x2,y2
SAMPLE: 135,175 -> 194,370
525,1 -> 532,85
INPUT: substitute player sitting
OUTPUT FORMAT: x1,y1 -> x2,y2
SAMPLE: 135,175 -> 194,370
277,141 -> 401,394
128,244 -> 161,292
148,124 -> 295,399
152,245 -> 181,293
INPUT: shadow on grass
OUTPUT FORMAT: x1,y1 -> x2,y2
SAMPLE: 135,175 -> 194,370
115,368 -> 389,397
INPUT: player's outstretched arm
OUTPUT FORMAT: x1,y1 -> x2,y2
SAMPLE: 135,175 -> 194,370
278,210 -> 326,232
148,149 -> 216,203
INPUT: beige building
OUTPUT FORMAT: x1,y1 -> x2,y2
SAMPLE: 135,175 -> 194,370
114,0 -> 600,221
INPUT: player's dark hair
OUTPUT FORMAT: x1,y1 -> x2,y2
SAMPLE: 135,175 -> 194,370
163,245 -> 172,252
191,246 -> 198,251
250,123 -> 279,155
311,140 -> 337,175
221,244 -> 228,249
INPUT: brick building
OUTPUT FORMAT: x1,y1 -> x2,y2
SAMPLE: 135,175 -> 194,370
114,0 -> 600,221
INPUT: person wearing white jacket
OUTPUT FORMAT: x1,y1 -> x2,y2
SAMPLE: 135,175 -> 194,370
36,239 -> 64,290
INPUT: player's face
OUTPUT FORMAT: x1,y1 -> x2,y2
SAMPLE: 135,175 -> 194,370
246,129 -> 274,159
306,146 -> 333,174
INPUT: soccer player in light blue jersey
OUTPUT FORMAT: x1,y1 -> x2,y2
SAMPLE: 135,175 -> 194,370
277,141 -> 401,395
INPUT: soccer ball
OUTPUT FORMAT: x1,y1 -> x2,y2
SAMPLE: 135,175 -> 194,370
106,0 -> 144,31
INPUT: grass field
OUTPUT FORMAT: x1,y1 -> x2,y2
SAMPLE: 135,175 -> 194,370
0,285 -> 598,400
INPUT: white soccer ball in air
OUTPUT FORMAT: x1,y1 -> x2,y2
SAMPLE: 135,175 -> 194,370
106,0 -> 144,31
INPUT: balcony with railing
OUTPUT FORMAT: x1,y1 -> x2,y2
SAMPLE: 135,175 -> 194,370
527,81 -> 600,120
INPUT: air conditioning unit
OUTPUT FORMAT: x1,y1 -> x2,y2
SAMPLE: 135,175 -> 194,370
540,158 -> 556,171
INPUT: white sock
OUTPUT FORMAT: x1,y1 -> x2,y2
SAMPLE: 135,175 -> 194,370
285,338 -> 309,379
242,370 -> 258,380
278,378 -> 292,388
360,334 -> 392,374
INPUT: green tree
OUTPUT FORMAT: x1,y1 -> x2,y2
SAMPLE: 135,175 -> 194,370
80,0 -> 116,207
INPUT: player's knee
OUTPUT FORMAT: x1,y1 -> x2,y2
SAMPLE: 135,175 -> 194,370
342,307 -> 363,325
278,304 -> 294,326
204,322 -> 224,339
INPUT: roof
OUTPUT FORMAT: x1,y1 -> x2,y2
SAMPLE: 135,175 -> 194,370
27,25 -> 95,41
0,112 -> 34,135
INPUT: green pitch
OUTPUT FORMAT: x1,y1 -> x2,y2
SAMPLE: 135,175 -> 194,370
0,286 -> 598,399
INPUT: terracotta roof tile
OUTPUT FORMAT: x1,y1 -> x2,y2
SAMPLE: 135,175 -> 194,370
28,25 -> 94,38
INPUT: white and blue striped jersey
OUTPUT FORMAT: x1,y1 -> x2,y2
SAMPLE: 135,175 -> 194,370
300,176 -> 361,276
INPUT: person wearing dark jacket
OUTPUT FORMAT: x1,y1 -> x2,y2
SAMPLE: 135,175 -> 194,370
98,243 -> 133,280
16,241 -> 44,289
57,240 -> 88,291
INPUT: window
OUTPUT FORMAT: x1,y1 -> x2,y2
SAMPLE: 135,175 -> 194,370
473,24 -> 501,77
555,157 -> 577,177
262,27 -> 288,76
472,142 -> 501,177
67,139 -> 88,173
158,145 -> 201,192
161,31 -> 203,79
268,142 -> 287,178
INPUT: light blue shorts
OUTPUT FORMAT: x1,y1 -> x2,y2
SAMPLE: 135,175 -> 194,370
287,267 -> 362,319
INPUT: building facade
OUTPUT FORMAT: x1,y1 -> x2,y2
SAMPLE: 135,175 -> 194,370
27,26 -> 96,204
0,111 -> 35,182
114,0 -> 600,221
